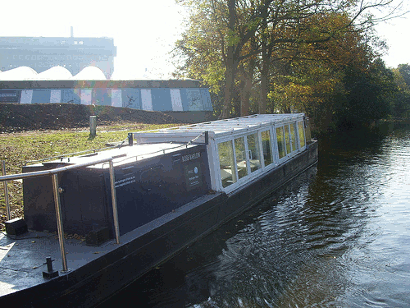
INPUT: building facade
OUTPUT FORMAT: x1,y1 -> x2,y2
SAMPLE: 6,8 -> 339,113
0,80 -> 213,112
0,36 -> 116,79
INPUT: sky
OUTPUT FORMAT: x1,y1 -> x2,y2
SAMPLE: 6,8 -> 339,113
0,0 -> 409,79
0,0 -> 186,79
375,14 -> 410,68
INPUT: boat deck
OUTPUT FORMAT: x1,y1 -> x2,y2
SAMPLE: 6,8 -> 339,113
0,230 -> 117,297
0,192 -> 222,299
0,114 -> 316,305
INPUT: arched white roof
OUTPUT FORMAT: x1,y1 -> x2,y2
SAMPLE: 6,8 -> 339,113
0,66 -> 108,80
71,66 -> 106,80
0,66 -> 38,80
37,66 -> 73,80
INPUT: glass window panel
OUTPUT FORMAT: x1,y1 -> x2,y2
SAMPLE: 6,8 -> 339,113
218,141 -> 236,187
290,123 -> 297,152
276,127 -> 286,159
261,130 -> 273,166
285,125 -> 291,154
234,137 -> 248,179
247,133 -> 261,172
298,121 -> 305,148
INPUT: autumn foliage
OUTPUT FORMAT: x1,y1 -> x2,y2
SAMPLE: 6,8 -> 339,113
174,0 -> 407,132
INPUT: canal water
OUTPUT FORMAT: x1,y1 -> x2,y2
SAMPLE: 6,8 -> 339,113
99,123 -> 410,307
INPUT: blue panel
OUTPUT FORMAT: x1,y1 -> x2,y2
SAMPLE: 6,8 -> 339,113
93,88 -> 111,106
0,90 -> 21,103
200,88 -> 213,111
62,89 -> 81,104
186,89 -> 203,111
31,89 -> 51,104
121,88 -> 141,109
151,88 -> 173,111
179,89 -> 190,111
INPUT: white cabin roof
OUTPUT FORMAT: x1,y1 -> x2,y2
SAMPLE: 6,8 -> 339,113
133,113 -> 305,144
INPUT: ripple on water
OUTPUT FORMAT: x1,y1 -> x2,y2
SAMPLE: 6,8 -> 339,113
199,126 -> 410,308
99,124 -> 410,308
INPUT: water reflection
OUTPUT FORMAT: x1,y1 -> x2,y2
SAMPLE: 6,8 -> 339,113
99,123 -> 410,308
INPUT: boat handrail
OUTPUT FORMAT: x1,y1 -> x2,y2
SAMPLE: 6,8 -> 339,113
0,157 -> 120,273
1,157 -> 113,181
24,140 -> 128,166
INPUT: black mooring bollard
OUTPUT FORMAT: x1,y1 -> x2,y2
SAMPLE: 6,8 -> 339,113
43,257 -> 59,279
90,116 -> 97,137
128,133 -> 133,146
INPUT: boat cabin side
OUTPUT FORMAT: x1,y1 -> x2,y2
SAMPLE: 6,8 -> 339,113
22,143 -> 212,238
132,113 -> 309,194
212,115 -> 307,193
21,113 -> 309,242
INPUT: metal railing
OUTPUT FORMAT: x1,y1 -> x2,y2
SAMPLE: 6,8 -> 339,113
0,157 -> 120,272
1,161 -> 11,221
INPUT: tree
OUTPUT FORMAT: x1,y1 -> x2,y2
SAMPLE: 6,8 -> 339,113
335,58 -> 396,129
268,11 -> 376,130
397,64 -> 410,88
174,0 -> 404,119
175,0 -> 273,117
391,64 -> 410,118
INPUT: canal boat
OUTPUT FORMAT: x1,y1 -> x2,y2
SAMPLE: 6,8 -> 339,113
0,113 -> 318,307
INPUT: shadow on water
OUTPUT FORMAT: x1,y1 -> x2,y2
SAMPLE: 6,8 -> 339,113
98,167 -> 319,308
99,122 -> 410,307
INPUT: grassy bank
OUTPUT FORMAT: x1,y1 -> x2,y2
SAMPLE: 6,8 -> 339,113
0,123 -> 179,229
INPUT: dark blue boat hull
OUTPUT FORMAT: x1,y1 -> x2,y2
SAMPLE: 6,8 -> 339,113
2,141 -> 318,307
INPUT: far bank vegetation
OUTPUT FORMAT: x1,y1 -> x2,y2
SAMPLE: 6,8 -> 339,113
173,0 -> 410,133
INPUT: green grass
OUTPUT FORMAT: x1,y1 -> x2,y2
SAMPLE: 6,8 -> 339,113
0,123 -> 179,227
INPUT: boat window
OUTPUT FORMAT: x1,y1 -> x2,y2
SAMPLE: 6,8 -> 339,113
234,137 -> 248,179
218,141 -> 236,187
276,126 -> 286,159
284,125 -> 291,155
261,130 -> 273,166
246,133 -> 261,172
290,122 -> 297,152
298,121 -> 305,148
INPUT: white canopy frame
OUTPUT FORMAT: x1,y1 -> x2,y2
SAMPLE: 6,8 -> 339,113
131,114 -> 307,193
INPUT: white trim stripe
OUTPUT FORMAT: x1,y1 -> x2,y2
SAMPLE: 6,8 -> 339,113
111,89 -> 122,107
50,90 -> 61,104
170,89 -> 183,111
81,89 -> 92,105
20,90 -> 33,104
141,89 -> 153,111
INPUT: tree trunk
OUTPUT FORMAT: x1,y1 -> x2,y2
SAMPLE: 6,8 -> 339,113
240,76 -> 252,116
259,45 -> 270,114
222,54 -> 236,118
259,73 -> 268,114
221,0 -> 237,119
